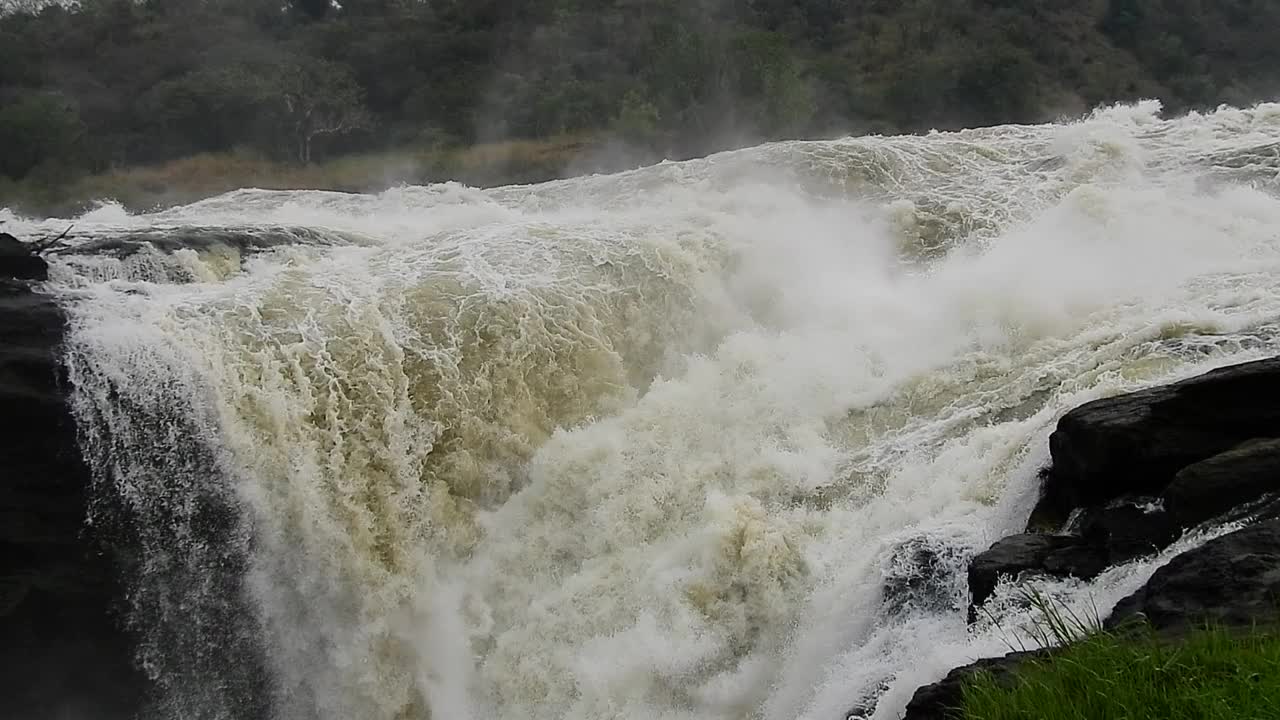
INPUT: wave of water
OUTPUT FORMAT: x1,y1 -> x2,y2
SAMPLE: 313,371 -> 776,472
9,100 -> 1280,719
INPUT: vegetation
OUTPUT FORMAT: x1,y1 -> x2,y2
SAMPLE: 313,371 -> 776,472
960,590 -> 1280,719
2,0 -> 1280,214
962,622 -> 1280,720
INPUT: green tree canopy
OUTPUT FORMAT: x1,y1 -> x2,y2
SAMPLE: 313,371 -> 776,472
0,91 -> 84,180
2,0 -> 1279,184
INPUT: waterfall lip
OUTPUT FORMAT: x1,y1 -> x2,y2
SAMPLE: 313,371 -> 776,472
42,224 -> 373,258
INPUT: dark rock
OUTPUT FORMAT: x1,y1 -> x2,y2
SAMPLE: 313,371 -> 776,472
1078,497 -> 1178,565
1034,358 -> 1280,525
968,534 -> 1082,609
0,281 -> 148,719
0,232 -> 48,281
970,501 -> 1176,617
1107,519 -> 1280,631
901,650 -> 1047,720
910,359 -> 1280,719
914,517 -> 1280,718
1164,438 -> 1280,530
1041,543 -> 1109,579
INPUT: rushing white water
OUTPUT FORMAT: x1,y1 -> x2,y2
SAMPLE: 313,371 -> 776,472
8,100 -> 1280,720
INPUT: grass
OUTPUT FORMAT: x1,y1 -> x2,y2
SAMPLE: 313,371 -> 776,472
0,133 -> 621,217
961,623 -> 1280,720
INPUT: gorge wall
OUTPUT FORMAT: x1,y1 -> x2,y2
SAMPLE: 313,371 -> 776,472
0,233 -> 148,720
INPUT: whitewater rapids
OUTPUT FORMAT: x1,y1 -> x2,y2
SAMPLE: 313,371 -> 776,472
6,100 -> 1280,720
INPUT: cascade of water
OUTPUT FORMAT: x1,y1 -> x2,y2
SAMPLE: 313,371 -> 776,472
14,100 -> 1280,719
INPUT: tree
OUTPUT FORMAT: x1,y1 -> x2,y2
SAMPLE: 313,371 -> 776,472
612,89 -> 661,145
4,0 -> 1280,202
952,39 -> 1039,123
289,0 -> 330,21
0,91 -> 84,180
272,60 -> 371,164
0,0 -> 60,16
143,65 -> 272,155
729,29 -> 816,136
1101,0 -> 1145,48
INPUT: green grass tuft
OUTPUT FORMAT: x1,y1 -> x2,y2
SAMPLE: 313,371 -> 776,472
961,623 -> 1280,720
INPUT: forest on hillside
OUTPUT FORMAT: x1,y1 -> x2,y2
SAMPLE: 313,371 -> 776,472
2,0 -> 1279,199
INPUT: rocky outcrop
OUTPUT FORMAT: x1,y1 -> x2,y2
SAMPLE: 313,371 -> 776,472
899,650 -> 1048,720
901,358 -> 1280,720
0,238 -> 148,719
1034,357 -> 1280,526
967,495 -> 1175,610
0,232 -> 48,281
903,517 -> 1280,719
1076,496 -> 1178,564
1164,439 -> 1280,530
970,359 -> 1280,612
1107,519 -> 1280,631
968,534 -> 1096,609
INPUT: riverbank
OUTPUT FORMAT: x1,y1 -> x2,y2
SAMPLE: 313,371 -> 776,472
0,133 -> 652,218
962,622 -> 1280,720
901,357 -> 1280,719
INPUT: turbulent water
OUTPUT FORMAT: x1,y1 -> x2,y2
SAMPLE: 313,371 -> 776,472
6,100 -> 1280,720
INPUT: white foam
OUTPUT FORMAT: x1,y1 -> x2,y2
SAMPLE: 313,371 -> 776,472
40,101 -> 1280,720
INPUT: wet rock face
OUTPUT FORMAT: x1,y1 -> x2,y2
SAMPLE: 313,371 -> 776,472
900,650 -> 1048,720
0,233 -> 48,281
911,522 -> 1280,719
1077,498 -> 1178,565
1164,439 -> 1280,530
0,253 -> 148,718
971,359 -> 1280,614
967,534 -> 1093,610
966,497 -> 1176,613
1035,357 -> 1280,525
909,359 -> 1280,719
1107,519 -> 1280,631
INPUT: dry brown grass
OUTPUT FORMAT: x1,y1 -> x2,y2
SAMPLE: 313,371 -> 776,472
1,134 -> 604,217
